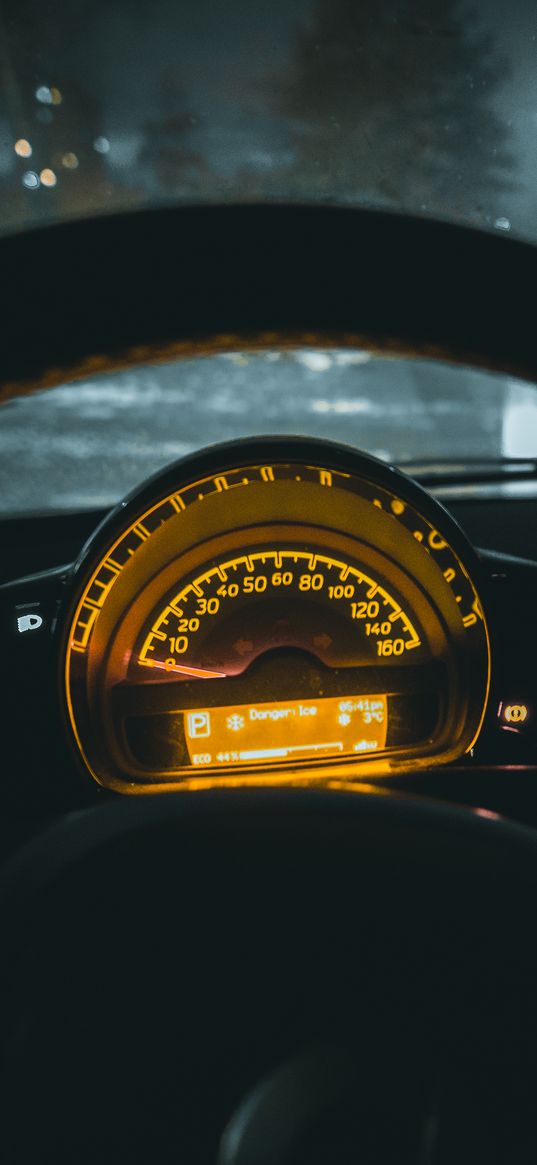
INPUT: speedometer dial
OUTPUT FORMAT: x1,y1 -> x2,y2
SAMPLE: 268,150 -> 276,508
63,438 -> 490,793
138,548 -> 422,675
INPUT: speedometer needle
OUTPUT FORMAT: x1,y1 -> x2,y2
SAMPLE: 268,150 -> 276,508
137,658 -> 227,679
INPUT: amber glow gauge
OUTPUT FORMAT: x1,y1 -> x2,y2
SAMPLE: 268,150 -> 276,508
63,437 -> 491,793
137,549 -> 422,675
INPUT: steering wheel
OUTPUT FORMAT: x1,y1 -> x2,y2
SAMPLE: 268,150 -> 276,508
1,206 -> 537,1164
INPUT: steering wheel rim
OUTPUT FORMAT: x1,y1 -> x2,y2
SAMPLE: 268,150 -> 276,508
1,204 -> 536,402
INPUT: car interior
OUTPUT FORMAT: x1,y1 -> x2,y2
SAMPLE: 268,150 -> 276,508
0,203 -> 536,1163
2,1 -> 537,1160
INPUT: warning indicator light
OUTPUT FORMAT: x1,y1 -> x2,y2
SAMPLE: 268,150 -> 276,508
503,704 -> 528,725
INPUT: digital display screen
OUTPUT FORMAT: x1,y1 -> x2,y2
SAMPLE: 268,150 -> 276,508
182,694 -> 388,768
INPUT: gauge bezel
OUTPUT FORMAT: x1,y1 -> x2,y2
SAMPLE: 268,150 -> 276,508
65,434 -> 490,592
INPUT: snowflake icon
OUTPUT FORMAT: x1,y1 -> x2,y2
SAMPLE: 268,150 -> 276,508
338,712 -> 351,727
227,713 -> 245,732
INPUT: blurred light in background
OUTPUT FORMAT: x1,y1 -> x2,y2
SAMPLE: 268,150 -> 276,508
61,152 -> 79,169
40,168 -> 57,188
35,85 -> 53,104
35,85 -> 62,106
22,170 -> 40,189
14,139 -> 32,158
93,136 -> 110,155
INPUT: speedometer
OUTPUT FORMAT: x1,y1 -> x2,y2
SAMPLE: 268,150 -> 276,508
138,548 -> 422,674
63,438 -> 490,792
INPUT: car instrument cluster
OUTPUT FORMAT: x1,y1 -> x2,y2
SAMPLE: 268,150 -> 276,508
3,436 -> 537,804
60,438 -> 492,792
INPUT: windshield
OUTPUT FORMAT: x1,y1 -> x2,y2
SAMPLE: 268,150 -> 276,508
1,1 -> 537,514
1,0 -> 536,241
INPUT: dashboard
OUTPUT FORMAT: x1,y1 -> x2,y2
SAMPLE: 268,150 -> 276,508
0,434 -> 535,824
